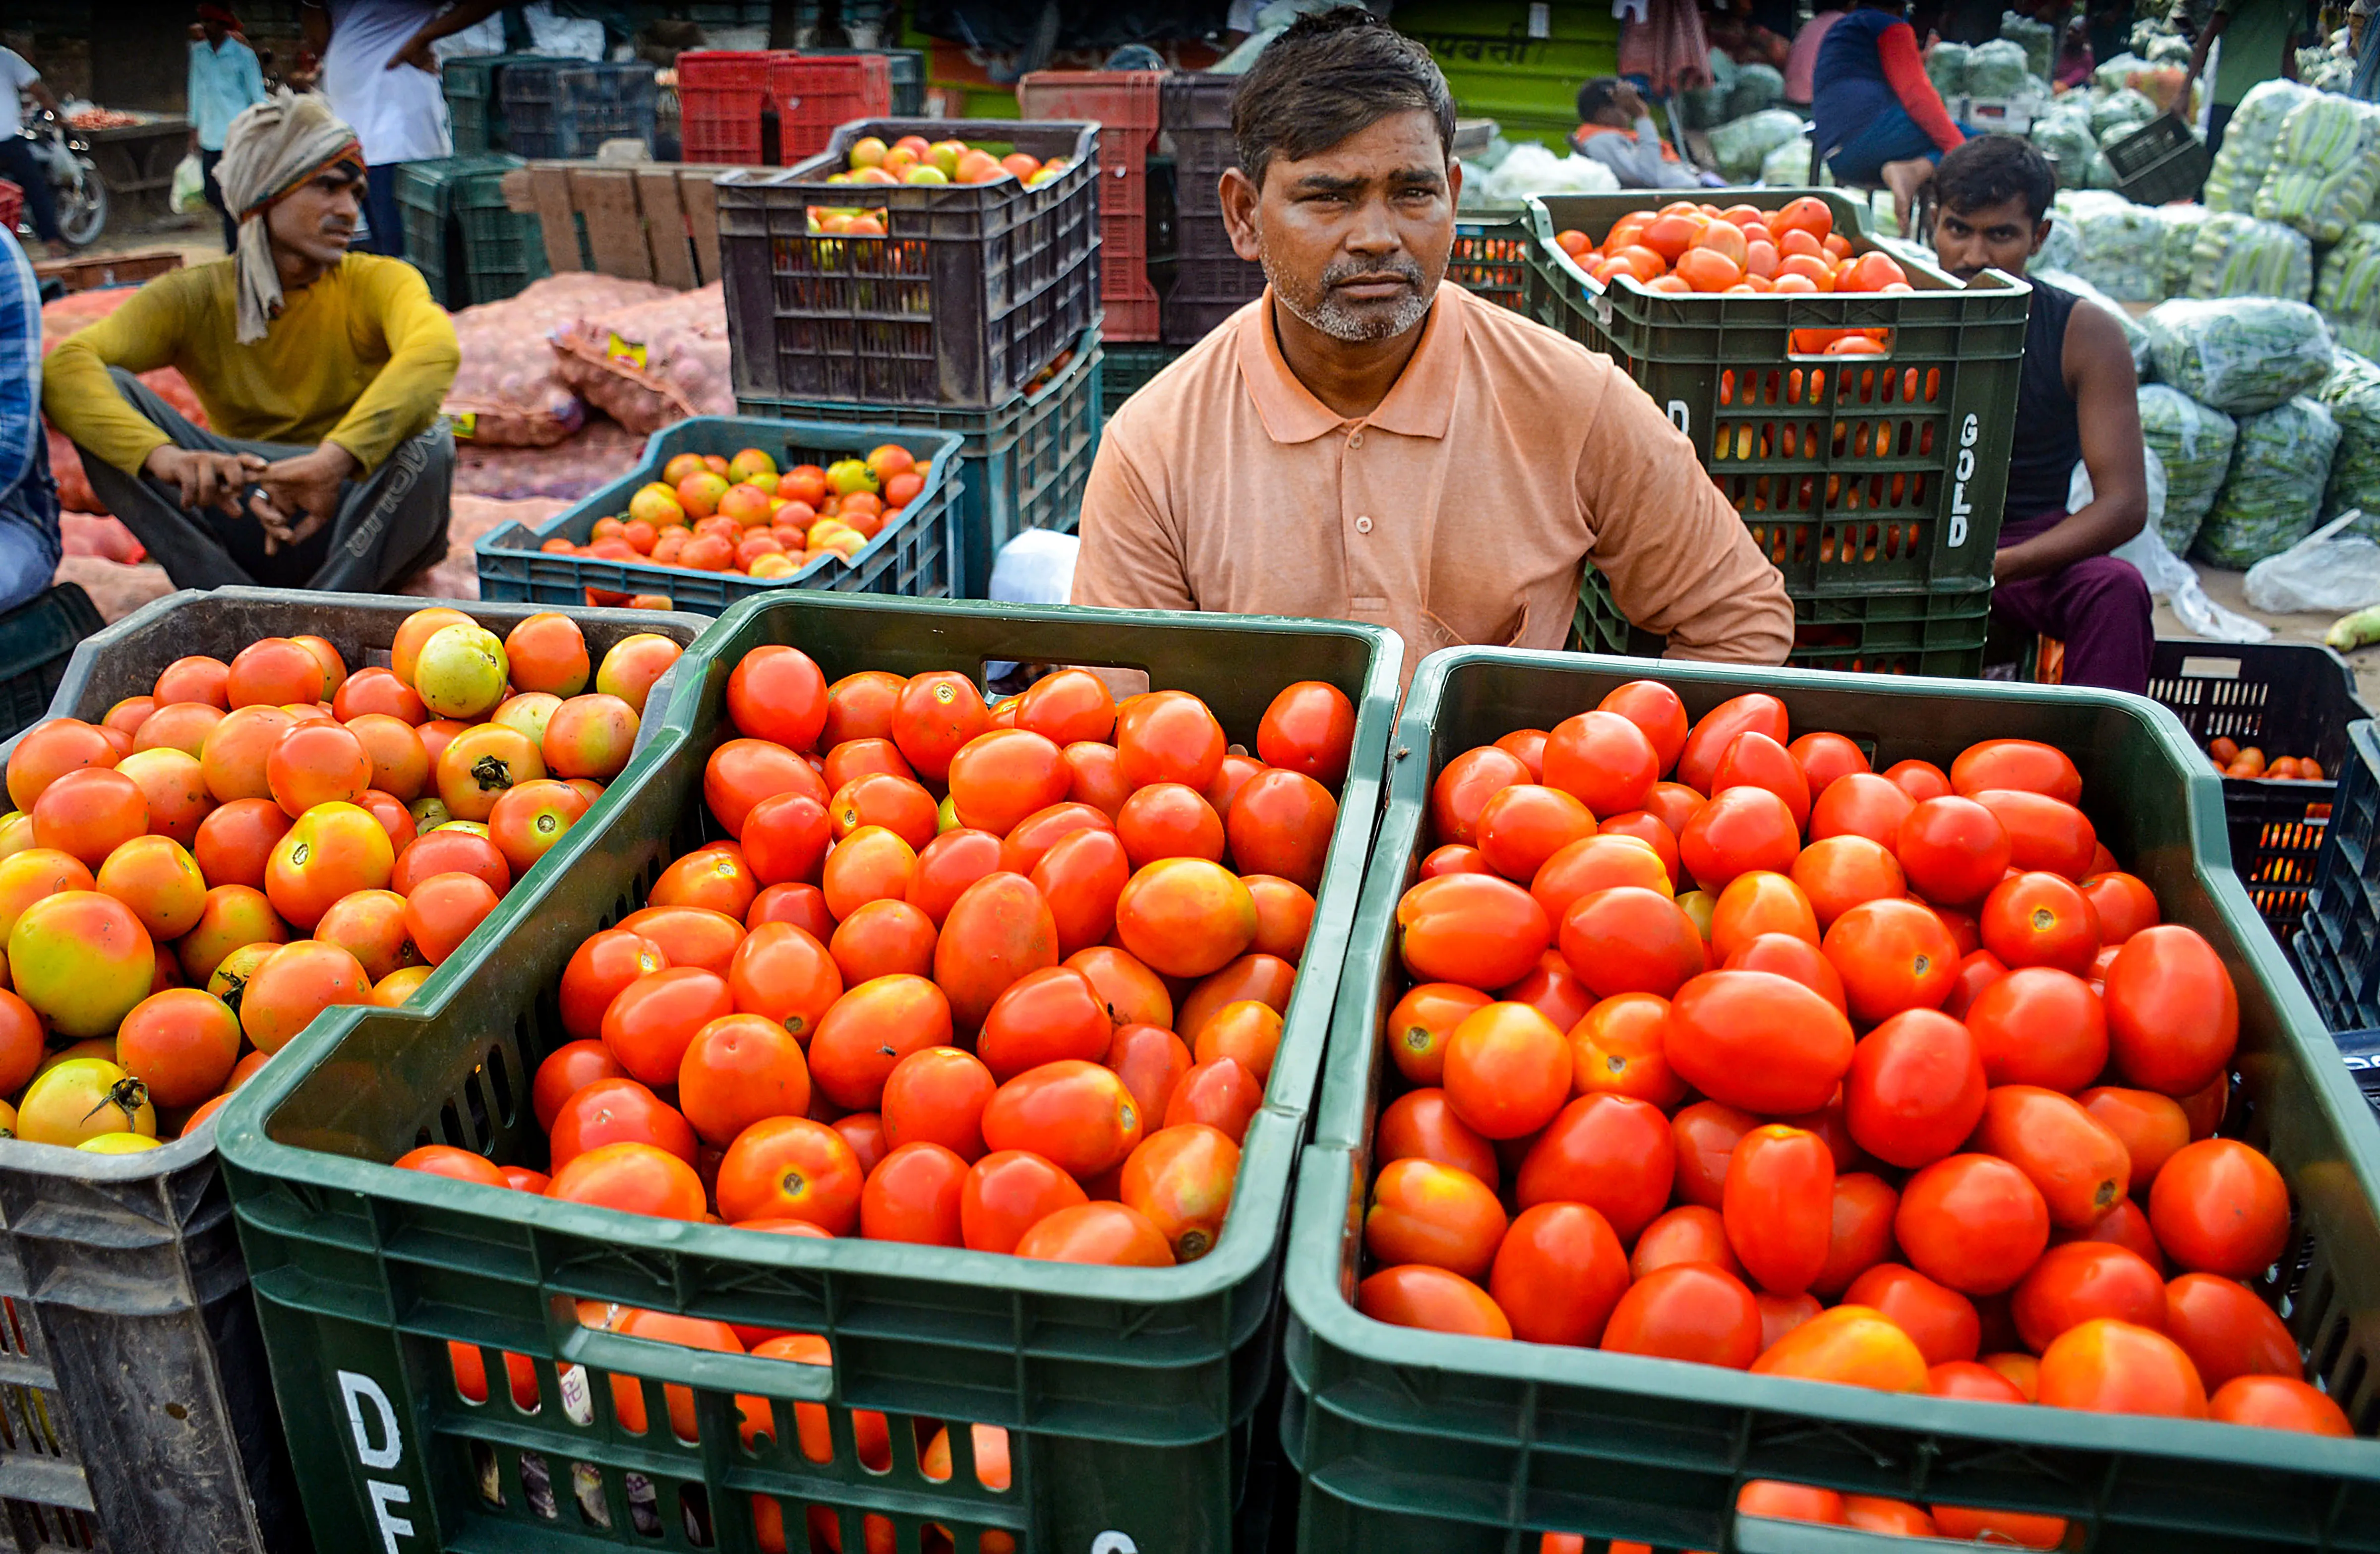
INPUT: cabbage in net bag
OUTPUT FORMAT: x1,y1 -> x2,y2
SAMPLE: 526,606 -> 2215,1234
2194,395 -> 2340,567
2251,93 -> 2380,244
1927,41 -> 1970,96
2202,78 -> 2315,213
2145,296 -> 2334,412
2320,355 -> 2380,537
2185,211 -> 2313,301
2138,384 -> 2238,552
2062,193 -> 2167,302
2029,108 -> 2099,187
1708,109 -> 1808,180
2090,88 -> 2157,140
1966,38 -> 2031,94
2000,11 -> 2055,77
1762,135 -> 1831,185
2317,221 -> 2380,359
1726,64 -> 1785,120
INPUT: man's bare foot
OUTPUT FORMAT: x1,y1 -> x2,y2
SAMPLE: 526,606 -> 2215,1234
1881,157 -> 1935,238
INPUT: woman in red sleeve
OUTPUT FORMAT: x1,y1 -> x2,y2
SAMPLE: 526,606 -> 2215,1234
1810,0 -> 1967,229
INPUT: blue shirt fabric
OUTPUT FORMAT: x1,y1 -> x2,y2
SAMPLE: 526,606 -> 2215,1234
187,35 -> 265,152
0,228 -> 59,601
1811,8 -> 1907,158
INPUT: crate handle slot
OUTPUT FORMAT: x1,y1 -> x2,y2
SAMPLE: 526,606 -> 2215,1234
556,1321 -> 836,1402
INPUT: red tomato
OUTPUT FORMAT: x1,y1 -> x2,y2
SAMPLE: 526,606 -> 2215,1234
1541,710 -> 1659,818
1965,966 -> 2108,1092
1669,1100 -> 1758,1210
1530,833 -> 1674,923
1366,1157 -> 1508,1279
1568,991 -> 1686,1108
1515,1093 -> 1674,1240
1722,932 -> 1846,1011
2102,925 -> 2239,1097
1355,1264 -> 1511,1338
1666,971 -> 1854,1116
1843,1262 -> 1980,1365
1749,1304 -> 1929,1391
1968,788 -> 2097,879
1724,1125 -> 1835,1296
1442,1002 -> 1571,1139
2163,1272 -> 2301,1390
1821,897 -> 1959,1023
1558,886 -> 1705,998
1813,1171 -> 1901,1296
1429,746 -> 1531,846
1790,835 -> 1905,929
1843,1008 -> 1988,1169
1676,785 -> 1800,893
1738,1481 -> 1847,1526
1711,730 -> 1811,832
1256,680 -> 1356,786
891,671 -> 991,783
2011,1241 -> 2165,1353
1115,690 -> 1226,792
1978,871 -> 2101,975
1924,1360 -> 2028,1403
2209,1375 -> 2353,1435
1475,784 -> 1597,884
1600,1262 -> 1762,1368
1788,731 -> 1871,795
960,1149 -> 1089,1254
1376,1087 -> 1499,1186
858,1141 -> 969,1247
1941,947 -> 2007,1020
1489,1201 -> 1630,1346
726,646 -> 828,751
1951,739 -> 2083,805
1675,693 -> 1789,795
1396,873 -> 1550,988
1895,1153 -> 2050,1295
1632,1203 -> 1744,1280
1973,1084 -> 2131,1228
2080,871 -> 2160,944
2077,1085 -> 2190,1188
2149,1139 -> 2289,1277
1597,680 -> 1690,773
1882,759 -> 1952,801
1896,797 -> 2012,905
1808,772 -> 1914,846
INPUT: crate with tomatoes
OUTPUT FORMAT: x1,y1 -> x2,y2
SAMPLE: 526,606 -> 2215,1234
1282,646 -> 2374,1554
1523,189 -> 2032,640
215,590 -> 1401,1554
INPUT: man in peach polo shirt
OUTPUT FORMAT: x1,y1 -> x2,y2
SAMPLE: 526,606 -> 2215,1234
1073,9 -> 1793,681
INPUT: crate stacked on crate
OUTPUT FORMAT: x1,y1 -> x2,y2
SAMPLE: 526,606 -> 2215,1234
674,48 -> 782,164
214,589 -> 1400,1554
2144,639 -> 2369,954
441,53 -> 563,154
477,414 -> 965,611
1529,187 -> 2031,677
771,52 -> 894,162
718,118 -> 1104,597
1019,70 -> 1164,341
395,152 -> 545,307
500,60 -> 658,159
1160,70 -> 1261,346
1285,646 -> 2379,1554
0,588 -> 706,1554
1448,213 -> 1532,312
2301,720 -> 2380,1031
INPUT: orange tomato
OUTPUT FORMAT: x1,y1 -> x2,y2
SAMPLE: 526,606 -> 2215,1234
1365,1156 -> 1508,1279
1356,1263 -> 1511,1338
2037,1317 -> 2208,1417
1750,1304 -> 1929,1391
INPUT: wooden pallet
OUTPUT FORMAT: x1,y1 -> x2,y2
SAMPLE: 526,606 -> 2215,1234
498,162 -> 735,289
33,247 -> 184,293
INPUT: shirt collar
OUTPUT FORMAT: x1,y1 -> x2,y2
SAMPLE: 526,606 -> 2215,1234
1235,282 -> 1467,445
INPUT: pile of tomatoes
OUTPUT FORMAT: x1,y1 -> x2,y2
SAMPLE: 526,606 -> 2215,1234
1553,194 -> 1913,355
548,445 -> 930,602
2208,737 -> 2323,781
400,644 -> 1357,1274
0,607 -> 683,1152
1361,683 -> 2349,1545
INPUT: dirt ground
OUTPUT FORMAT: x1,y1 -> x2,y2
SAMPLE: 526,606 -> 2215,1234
2165,564 -> 2380,708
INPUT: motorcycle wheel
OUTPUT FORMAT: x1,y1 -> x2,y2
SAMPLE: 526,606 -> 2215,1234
54,160 -> 106,249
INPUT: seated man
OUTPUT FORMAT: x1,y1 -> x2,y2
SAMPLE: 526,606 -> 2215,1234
42,89 -> 458,592
1075,8 -> 1792,682
1930,134 -> 2151,692
0,229 -> 61,610
1572,78 -> 1702,189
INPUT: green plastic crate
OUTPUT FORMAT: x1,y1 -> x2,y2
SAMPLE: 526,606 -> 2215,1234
1572,566 -> 1991,677
1448,215 -> 1531,312
475,414 -> 965,612
216,591 -> 1401,1554
443,54 -> 565,154
1282,646 -> 2380,1554
738,326 -> 1102,600
1524,188 -> 2030,602
394,152 -> 525,307
454,172 -> 547,304
1101,341 -> 1184,411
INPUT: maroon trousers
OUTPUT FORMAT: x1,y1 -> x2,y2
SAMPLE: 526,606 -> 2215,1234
1991,509 -> 2153,695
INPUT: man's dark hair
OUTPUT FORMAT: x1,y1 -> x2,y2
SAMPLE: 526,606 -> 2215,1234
1577,77 -> 1621,122
1933,132 -> 2059,221
1232,8 -> 1456,188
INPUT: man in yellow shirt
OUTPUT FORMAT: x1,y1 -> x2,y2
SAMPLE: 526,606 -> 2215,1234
42,90 -> 459,591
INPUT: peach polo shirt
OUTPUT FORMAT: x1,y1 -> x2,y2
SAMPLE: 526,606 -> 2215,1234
1071,282 -> 1794,682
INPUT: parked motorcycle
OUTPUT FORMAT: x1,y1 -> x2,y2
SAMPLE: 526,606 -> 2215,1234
13,113 -> 106,248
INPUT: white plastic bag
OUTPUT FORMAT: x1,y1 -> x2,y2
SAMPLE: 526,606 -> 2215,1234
2082,447 -> 2273,641
2243,507 -> 2380,612
169,154 -> 204,216
988,528 -> 1079,605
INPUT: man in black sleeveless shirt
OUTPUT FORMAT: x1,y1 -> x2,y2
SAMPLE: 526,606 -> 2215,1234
1930,135 -> 2154,693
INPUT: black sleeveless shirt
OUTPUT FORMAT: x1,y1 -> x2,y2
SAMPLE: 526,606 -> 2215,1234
2000,279 -> 2085,524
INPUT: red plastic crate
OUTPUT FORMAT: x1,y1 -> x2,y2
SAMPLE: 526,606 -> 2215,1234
676,49 -> 787,165
1019,69 -> 1162,340
0,179 -> 20,236
770,53 -> 892,162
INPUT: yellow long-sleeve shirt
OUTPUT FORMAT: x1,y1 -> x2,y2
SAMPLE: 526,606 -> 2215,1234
41,253 -> 459,478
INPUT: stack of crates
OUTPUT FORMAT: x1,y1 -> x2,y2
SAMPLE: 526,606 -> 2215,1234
441,53 -> 562,154
500,60 -> 658,158
394,152 -> 547,307
674,48 -> 783,164
1019,70 -> 1163,341
771,52 -> 893,161
1527,187 -> 2032,676
719,117 -> 1105,598
1160,70 -> 1260,345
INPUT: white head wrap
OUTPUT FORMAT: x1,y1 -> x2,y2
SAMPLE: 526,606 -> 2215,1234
215,89 -> 365,345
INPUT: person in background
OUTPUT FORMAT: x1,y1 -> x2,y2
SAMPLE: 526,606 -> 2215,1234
1930,134 -> 2151,693
189,4 -> 268,253
2177,0 -> 2303,154
0,229 -> 61,611
2055,17 -> 2097,87
41,91 -> 459,593
1074,8 -> 1793,683
1784,6 -> 1848,105
0,46 -> 70,258
2353,0 -> 2380,99
1572,78 -> 1703,188
1812,0 -> 1968,231
299,0 -> 499,255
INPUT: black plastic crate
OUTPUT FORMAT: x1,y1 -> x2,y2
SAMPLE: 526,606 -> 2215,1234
804,45 -> 925,115
2106,114 -> 2212,206
393,152 -> 522,308
0,582 -> 98,743
1161,71 -> 1260,345
499,60 -> 657,159
441,53 -> 563,154
1572,567 -> 1991,677
717,118 -> 1102,408
2303,719 -> 2380,1030
2147,639 -> 2370,948
739,325 -> 1101,598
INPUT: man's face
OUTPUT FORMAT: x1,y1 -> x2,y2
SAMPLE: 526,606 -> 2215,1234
266,167 -> 361,266
1932,192 -> 2047,281
201,18 -> 227,44
1230,108 -> 1456,345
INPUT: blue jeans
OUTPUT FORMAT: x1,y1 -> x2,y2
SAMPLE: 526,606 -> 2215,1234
359,163 -> 405,257
0,433 -> 63,614
1827,105 -> 1957,184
